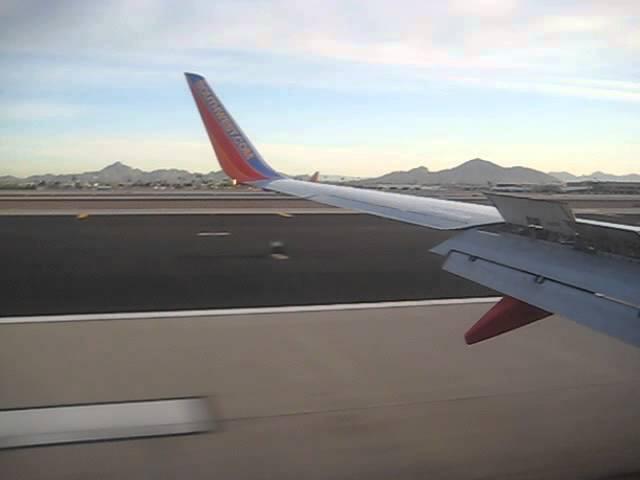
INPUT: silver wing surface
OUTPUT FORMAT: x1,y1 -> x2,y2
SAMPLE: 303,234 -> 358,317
253,178 -> 503,230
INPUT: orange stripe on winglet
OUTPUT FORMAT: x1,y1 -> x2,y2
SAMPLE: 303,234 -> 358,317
187,80 -> 265,183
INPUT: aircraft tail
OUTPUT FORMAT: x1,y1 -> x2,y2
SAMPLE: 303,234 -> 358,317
184,73 -> 281,183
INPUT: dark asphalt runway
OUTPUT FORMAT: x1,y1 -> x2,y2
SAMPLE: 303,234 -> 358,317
0,214 -> 493,316
0,197 -> 319,210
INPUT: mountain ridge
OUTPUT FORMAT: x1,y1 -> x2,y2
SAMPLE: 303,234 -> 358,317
3,160 -> 639,186
360,158 -> 560,185
3,161 -> 228,186
547,170 -> 640,182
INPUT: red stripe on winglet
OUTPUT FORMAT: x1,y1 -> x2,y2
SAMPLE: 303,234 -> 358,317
465,296 -> 551,345
188,80 -> 265,183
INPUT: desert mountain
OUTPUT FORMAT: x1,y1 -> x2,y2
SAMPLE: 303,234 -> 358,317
548,171 -> 640,182
363,159 -> 559,185
4,162 -> 228,185
6,160 -> 638,187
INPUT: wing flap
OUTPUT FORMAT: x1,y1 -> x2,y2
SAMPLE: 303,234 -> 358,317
434,230 -> 640,346
432,229 -> 640,306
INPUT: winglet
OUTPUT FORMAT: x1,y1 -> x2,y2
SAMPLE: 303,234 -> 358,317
184,73 -> 281,183
309,171 -> 320,182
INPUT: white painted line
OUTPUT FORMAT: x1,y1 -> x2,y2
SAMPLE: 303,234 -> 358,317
0,195 -> 287,201
0,298 -> 501,325
0,208 -> 351,216
0,397 -> 214,449
197,231 -> 231,237
270,253 -> 289,260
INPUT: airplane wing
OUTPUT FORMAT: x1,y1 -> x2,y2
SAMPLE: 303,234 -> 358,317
185,72 -> 640,348
184,73 -> 503,231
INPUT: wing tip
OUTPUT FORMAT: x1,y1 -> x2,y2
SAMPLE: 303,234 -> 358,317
184,72 -> 205,83
185,71 -> 283,183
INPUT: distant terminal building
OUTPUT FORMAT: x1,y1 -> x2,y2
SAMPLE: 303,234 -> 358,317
490,183 -> 562,193
362,184 -> 440,191
490,183 -> 533,193
566,181 -> 640,194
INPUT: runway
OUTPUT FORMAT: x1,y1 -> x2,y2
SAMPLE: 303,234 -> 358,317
0,213 -> 493,316
2,301 -> 640,479
0,197 -> 321,212
2,191 -> 639,225
2,198 -> 640,478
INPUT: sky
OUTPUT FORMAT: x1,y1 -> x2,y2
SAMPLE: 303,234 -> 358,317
1,0 -> 639,177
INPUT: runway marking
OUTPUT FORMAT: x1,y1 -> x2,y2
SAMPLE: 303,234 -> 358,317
270,253 -> 289,260
276,212 -> 293,218
197,231 -> 231,237
0,298 -> 501,325
0,397 -> 214,449
0,209 -> 351,216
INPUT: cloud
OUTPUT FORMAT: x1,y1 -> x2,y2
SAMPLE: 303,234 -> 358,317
537,15 -> 612,34
453,77 -> 640,103
1,0 -> 638,105
0,102 -> 86,121
2,1 -> 638,69
448,0 -> 519,18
